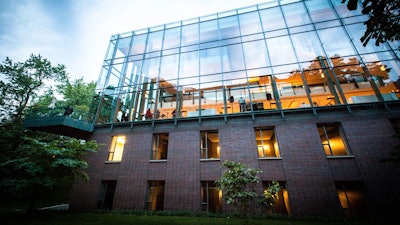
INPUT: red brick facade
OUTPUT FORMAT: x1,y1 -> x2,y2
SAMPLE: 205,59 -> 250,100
69,104 -> 400,218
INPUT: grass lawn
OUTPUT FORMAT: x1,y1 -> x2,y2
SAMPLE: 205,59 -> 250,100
0,211 -> 397,225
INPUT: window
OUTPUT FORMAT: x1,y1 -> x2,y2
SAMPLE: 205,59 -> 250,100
200,130 -> 220,159
335,181 -> 366,219
146,181 -> 165,211
201,181 -> 222,212
108,135 -> 125,161
151,133 -> 169,160
255,127 -> 280,158
97,180 -> 117,210
317,123 -> 350,156
262,181 -> 290,215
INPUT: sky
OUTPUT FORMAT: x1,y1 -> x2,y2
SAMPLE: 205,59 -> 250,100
0,0 -> 266,83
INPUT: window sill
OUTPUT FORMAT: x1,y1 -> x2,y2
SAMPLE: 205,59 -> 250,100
326,155 -> 354,159
105,160 -> 121,164
200,158 -> 220,162
258,157 -> 282,160
149,159 -> 167,163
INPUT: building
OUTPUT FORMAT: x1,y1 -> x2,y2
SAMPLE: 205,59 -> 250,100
69,0 -> 400,219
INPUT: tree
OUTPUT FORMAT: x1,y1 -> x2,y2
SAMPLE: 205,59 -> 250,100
0,54 -> 67,122
342,0 -> 400,47
0,130 -> 97,212
0,55 -> 98,212
56,77 -> 97,119
215,161 -> 280,225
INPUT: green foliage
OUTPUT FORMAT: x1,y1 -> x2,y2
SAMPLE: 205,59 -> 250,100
215,161 -> 260,207
342,0 -> 400,47
0,130 -> 97,192
0,54 -> 67,122
56,77 -> 96,117
0,55 -> 98,212
215,161 -> 280,225
258,181 -> 281,208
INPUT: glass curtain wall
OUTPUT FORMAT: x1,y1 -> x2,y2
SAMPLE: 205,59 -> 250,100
93,0 -> 399,124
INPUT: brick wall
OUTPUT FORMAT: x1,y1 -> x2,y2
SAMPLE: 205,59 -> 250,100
69,106 -> 400,218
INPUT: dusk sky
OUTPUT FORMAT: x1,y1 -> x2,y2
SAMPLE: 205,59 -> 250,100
0,0 -> 265,83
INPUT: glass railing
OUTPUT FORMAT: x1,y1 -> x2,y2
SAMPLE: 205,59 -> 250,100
24,106 -> 93,123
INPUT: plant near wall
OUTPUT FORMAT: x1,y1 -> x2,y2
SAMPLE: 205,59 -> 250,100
215,161 -> 280,225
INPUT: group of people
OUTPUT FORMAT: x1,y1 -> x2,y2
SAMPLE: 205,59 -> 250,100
145,108 -> 176,120
117,110 -> 129,122
145,108 -> 161,120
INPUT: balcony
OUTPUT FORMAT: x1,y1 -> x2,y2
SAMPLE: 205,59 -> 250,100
23,107 -> 94,140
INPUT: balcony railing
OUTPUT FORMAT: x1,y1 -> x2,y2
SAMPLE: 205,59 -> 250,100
23,106 -> 94,139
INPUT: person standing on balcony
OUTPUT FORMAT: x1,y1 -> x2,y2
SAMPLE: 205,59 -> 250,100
64,105 -> 73,116
145,108 -> 153,120
239,97 -> 246,112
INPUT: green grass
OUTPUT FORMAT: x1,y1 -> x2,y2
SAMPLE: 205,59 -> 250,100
0,211 -> 397,225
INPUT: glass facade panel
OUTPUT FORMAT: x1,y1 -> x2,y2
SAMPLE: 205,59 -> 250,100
238,11 -> 262,36
163,27 -> 181,49
242,40 -> 269,69
200,47 -> 221,75
179,51 -> 199,78
200,19 -> 219,43
160,54 -> 179,80
221,44 -> 245,72
131,33 -> 147,55
331,0 -> 363,18
317,27 -> 355,58
266,36 -> 297,65
219,16 -> 240,39
259,6 -> 285,31
346,24 -> 391,54
291,31 -> 324,63
181,23 -> 199,46
305,0 -> 336,23
93,1 -> 399,124
146,30 -> 163,52
281,2 -> 311,27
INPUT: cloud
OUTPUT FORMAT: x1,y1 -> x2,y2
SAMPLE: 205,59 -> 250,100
1,0 -> 265,83
0,0 -> 65,62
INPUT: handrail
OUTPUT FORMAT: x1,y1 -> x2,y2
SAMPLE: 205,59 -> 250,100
24,106 -> 94,123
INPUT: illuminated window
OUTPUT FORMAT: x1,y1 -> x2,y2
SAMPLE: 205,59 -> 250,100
108,135 -> 125,161
146,180 -> 165,211
255,127 -> 280,158
318,123 -> 349,156
335,181 -> 366,219
200,130 -> 220,159
151,133 -> 169,160
201,181 -> 222,212
262,181 -> 290,215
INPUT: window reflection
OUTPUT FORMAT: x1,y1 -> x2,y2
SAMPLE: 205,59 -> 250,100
281,2 -> 311,27
93,1 -> 399,124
